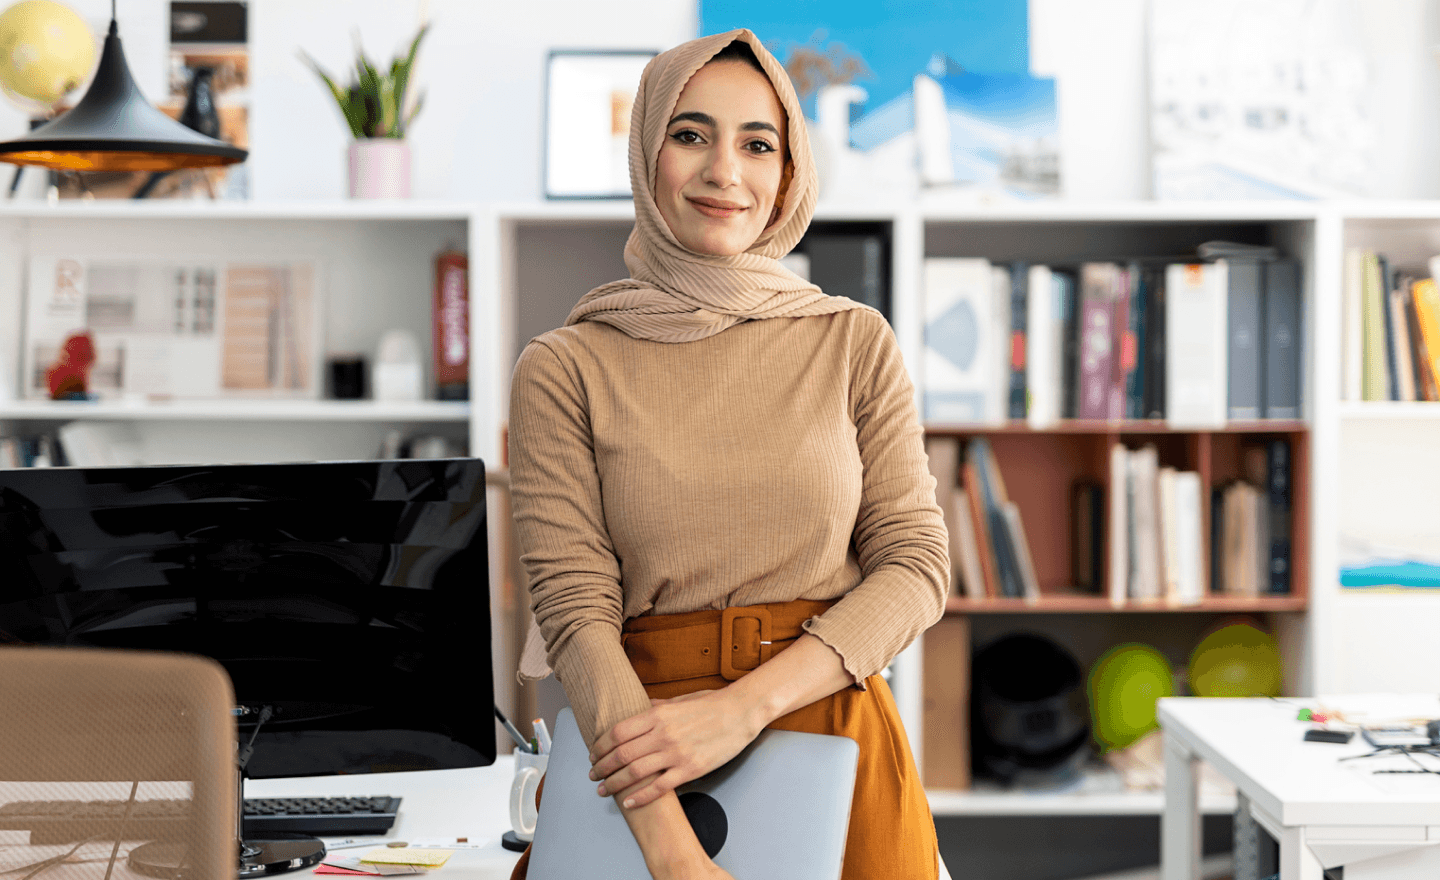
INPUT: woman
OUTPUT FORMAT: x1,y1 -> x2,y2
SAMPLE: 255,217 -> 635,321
508,28 -> 949,880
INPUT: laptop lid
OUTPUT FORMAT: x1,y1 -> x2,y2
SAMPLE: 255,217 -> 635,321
529,707 -> 859,880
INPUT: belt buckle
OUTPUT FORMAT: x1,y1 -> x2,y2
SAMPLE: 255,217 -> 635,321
720,606 -> 773,681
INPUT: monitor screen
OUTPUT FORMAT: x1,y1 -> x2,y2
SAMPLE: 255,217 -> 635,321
0,458 -> 495,778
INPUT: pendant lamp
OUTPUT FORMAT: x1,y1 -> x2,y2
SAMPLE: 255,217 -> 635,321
0,4 -> 247,172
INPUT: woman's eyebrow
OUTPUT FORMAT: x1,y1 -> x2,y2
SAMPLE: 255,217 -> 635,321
667,112 -> 781,139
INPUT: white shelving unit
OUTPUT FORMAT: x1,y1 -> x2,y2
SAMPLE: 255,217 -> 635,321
0,399 -> 469,422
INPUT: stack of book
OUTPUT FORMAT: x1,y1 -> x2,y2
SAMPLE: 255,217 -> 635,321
1103,444 -> 1205,605
1341,249 -> 1440,401
926,435 -> 1040,601
921,245 -> 1303,426
1212,440 -> 1293,597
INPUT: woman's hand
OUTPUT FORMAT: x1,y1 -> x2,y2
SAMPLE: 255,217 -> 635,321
589,688 -> 762,809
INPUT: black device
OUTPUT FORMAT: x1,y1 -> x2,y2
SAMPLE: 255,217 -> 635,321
0,459 -> 494,875
1303,729 -> 1354,744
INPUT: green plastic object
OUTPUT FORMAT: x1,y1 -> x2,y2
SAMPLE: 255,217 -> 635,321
1188,622 -> 1283,698
1088,643 -> 1174,751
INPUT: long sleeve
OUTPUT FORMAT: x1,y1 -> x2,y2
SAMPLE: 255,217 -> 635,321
507,340 -> 653,747
801,316 -> 951,682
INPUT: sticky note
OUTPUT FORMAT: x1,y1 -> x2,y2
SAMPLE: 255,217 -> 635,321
359,848 -> 454,868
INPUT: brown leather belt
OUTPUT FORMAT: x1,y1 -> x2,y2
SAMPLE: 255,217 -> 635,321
621,598 -> 837,684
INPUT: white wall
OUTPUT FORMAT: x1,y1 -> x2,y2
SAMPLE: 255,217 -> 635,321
1,1 -> 1438,201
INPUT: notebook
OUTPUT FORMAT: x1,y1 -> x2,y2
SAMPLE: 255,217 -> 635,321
528,707 -> 859,880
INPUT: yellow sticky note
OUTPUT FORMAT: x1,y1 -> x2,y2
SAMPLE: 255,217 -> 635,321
359,848 -> 454,868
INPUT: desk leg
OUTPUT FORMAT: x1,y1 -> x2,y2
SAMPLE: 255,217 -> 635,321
1162,736 -> 1201,880
1276,826 -> 1324,880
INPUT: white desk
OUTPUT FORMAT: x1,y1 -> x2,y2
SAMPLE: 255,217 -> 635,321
246,757 -> 523,880
1159,697 -> 1440,880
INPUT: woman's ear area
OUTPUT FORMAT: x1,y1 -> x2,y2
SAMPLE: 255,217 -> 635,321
768,158 -> 794,230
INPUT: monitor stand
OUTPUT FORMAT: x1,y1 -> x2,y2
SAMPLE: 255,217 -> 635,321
129,704 -> 326,879
127,766 -> 325,878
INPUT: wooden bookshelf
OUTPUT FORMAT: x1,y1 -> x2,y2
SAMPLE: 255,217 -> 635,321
945,594 -> 1309,614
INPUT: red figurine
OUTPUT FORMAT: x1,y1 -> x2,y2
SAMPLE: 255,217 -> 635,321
46,332 -> 96,400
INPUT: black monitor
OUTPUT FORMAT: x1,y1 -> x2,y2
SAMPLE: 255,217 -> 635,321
0,458 -> 495,779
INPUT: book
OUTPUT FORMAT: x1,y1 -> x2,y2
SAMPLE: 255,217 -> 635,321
1171,470 -> 1205,605
1225,259 -> 1264,420
1378,254 -> 1399,402
1142,263 -> 1168,419
1125,262 -> 1147,419
1388,285 -> 1417,402
991,265 -> 1013,424
1078,263 -> 1120,420
1412,278 -> 1440,397
1360,251 -> 1389,401
1056,269 -> 1081,419
1165,261 -> 1228,428
1002,501 -> 1041,602
1264,259 -> 1303,418
924,435 -> 963,598
1008,262 -> 1028,419
807,229 -> 889,318
1071,482 -> 1105,593
961,459 -> 1000,599
967,437 -> 1022,598
1109,265 -> 1134,420
950,488 -> 987,600
1405,289 -> 1440,401
1107,442 -> 1129,605
433,250 -> 470,401
1221,481 -> 1261,597
1025,264 -> 1061,429
1266,439 -> 1292,595
922,258 -> 999,422
1242,446 -> 1271,596
1209,485 -> 1225,594
1127,444 -> 1162,600
1158,466 -> 1180,600
1342,247 -> 1364,401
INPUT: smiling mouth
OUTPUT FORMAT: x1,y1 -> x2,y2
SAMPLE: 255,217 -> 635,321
687,197 -> 747,218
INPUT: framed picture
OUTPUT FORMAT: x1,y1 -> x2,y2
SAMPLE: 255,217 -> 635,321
543,50 -> 656,200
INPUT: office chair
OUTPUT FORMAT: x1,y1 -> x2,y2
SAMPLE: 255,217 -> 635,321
0,646 -> 237,880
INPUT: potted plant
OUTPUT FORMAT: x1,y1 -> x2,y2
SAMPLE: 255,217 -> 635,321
302,25 -> 428,198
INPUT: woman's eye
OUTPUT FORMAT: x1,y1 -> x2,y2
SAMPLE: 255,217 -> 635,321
745,139 -> 777,154
669,129 -> 703,145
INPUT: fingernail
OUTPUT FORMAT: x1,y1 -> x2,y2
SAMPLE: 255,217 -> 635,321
587,771 -> 596,781
623,799 -> 634,809
597,784 -> 607,796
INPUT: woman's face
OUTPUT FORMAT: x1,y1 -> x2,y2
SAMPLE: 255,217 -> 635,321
653,59 -> 788,257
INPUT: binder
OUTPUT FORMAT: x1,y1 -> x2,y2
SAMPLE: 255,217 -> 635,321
1264,260 -> 1302,418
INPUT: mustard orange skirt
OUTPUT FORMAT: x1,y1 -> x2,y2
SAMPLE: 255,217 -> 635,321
513,598 -> 938,880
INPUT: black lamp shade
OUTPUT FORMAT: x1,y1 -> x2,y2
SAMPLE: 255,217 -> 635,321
0,20 -> 247,172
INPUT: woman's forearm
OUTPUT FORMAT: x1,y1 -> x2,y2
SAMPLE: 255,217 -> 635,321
620,786 -> 711,878
725,633 -> 856,731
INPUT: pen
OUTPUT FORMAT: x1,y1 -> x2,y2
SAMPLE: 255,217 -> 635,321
532,718 -> 552,754
494,705 -> 531,753
322,839 -> 386,850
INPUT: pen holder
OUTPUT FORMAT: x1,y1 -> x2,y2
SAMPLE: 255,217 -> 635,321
508,750 -> 548,844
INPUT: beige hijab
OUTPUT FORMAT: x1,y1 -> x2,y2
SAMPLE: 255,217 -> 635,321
562,28 -> 872,344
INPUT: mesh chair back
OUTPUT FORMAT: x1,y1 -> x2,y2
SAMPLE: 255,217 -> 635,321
0,646 -> 237,880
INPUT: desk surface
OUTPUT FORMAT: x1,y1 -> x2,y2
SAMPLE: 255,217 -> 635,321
1158,697 -> 1440,828
246,756 -> 523,879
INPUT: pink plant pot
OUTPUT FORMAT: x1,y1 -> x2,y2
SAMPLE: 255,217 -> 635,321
348,139 -> 411,199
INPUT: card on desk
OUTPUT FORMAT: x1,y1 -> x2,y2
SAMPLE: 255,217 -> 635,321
360,848 -> 454,868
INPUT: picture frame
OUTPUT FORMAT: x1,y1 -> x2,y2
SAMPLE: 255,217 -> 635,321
542,50 -> 657,200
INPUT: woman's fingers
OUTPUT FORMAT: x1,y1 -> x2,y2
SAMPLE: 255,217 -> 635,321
612,767 -> 686,809
596,749 -> 668,798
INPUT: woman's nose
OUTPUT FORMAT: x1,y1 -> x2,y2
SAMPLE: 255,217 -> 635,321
701,145 -> 741,186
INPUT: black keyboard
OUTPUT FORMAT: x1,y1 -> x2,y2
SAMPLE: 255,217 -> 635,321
0,796 -> 401,844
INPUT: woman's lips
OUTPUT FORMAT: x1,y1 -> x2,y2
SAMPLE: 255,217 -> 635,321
687,197 -> 746,218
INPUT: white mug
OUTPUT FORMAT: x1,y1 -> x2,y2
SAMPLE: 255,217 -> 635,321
508,750 -> 548,842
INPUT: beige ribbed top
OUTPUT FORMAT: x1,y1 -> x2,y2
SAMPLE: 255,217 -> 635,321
507,308 -> 949,746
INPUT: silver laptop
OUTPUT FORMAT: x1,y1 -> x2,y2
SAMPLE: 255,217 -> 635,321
529,706 -> 859,880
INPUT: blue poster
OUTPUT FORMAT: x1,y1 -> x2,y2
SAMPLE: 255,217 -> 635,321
699,0 -> 1059,199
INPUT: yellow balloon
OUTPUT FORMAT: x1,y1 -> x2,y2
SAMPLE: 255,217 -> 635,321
1188,622 -> 1283,698
0,0 -> 95,109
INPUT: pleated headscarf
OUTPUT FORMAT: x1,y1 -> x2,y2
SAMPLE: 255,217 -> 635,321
562,28 -> 872,343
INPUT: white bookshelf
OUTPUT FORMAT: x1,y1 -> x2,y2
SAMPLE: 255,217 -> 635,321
1336,401 -> 1440,420
0,399 -> 470,422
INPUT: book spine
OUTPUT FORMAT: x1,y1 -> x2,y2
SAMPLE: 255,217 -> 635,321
1361,251 -> 1389,401
1107,442 -> 1129,605
922,258 -> 994,422
1413,278 -> 1440,398
1210,485 -> 1225,594
1267,439 -> 1291,595
1165,261 -> 1228,428
962,461 -> 1000,599
1143,264 -> 1167,419
1388,288 -> 1417,402
1058,271 -> 1080,419
1026,265 -> 1056,428
1263,260 -> 1302,419
1125,263 -> 1147,419
433,251 -> 470,400
1342,248 -> 1364,401
861,236 -> 885,316
1405,289 -> 1440,401
1078,264 -> 1116,420
1378,255 -> 1399,401
1108,267 -> 1133,420
1226,259 -> 1264,420
1008,263 -> 1028,419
